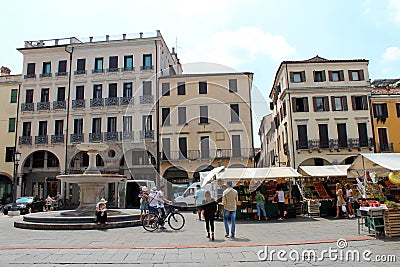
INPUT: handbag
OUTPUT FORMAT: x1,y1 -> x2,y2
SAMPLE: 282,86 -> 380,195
341,205 -> 347,213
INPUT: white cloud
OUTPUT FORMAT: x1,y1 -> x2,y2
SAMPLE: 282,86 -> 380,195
181,27 -> 295,68
383,46 -> 400,61
389,0 -> 400,25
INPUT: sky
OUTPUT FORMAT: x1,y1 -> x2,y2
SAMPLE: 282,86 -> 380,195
1,0 -> 400,147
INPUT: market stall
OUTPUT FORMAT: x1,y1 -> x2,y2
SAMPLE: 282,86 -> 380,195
207,167 -> 302,220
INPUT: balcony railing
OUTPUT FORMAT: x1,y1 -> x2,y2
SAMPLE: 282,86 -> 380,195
378,143 -> 394,153
140,95 -> 154,104
74,70 -> 86,75
296,138 -> 374,151
119,96 -> 132,106
106,68 -> 120,73
162,148 -> 255,161
70,133 -> 84,143
21,103 -> 34,112
90,98 -> 104,107
37,102 -> 50,111
53,100 -> 66,110
92,69 -> 104,74
120,131 -> 134,141
19,136 -> 32,145
89,132 -> 103,142
24,74 -> 36,79
140,130 -> 154,140
51,134 -> 64,144
39,73 -> 52,78
123,67 -> 135,72
55,72 -> 68,77
35,135 -> 48,145
104,132 -> 118,141
105,97 -> 118,106
140,65 -> 154,70
72,99 -> 85,108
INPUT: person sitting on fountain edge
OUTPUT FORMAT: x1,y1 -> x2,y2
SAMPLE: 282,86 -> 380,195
95,198 -> 108,225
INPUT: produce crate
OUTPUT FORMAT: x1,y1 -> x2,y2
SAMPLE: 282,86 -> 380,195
313,182 -> 330,199
384,207 -> 400,237
307,199 -> 321,217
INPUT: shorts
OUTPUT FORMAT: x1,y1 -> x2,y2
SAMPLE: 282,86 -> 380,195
347,197 -> 354,203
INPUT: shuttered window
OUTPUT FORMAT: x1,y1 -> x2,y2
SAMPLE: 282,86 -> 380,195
331,96 -> 348,111
328,70 -> 344,81
8,118 -> 15,132
372,103 -> 388,118
348,70 -> 364,81
109,56 -> 118,69
162,83 -> 170,96
27,63 -> 35,75
77,59 -> 86,71
351,96 -> 368,110
143,81 -> 152,96
229,79 -> 238,92
314,71 -> 326,82
313,96 -> 329,112
10,89 -> 18,103
290,71 -> 306,83
292,97 -> 309,112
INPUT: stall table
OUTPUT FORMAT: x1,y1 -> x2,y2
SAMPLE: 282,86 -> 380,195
357,206 -> 387,238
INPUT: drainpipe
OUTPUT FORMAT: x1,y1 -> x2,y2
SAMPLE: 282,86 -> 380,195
13,83 -> 21,199
64,46 -> 73,174
248,73 -> 255,167
368,94 -> 376,152
285,63 -> 296,168
155,40 -> 160,187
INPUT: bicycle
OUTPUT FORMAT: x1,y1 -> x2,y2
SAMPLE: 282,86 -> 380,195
142,204 -> 185,232
0,204 -> 3,215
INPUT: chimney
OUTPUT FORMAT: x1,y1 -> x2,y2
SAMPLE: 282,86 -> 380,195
89,37 -> 93,42
1,66 -> 11,76
172,47 -> 176,54
122,33 -> 126,40
139,32 -> 143,38
156,30 -> 161,37
106,35 -> 110,41
55,39 -> 59,45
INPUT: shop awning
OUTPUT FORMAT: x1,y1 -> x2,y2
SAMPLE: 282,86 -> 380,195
215,167 -> 301,181
299,165 -> 350,177
348,153 -> 400,174
200,166 -> 225,187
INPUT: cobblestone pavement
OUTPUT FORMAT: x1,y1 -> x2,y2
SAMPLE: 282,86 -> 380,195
0,211 -> 399,266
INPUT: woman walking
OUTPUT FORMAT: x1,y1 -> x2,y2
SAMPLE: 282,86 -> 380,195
139,186 -> 149,221
202,190 -> 217,241
345,184 -> 354,218
335,183 -> 348,219
275,186 -> 285,221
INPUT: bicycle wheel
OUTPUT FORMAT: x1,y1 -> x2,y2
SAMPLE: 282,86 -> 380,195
142,213 -> 159,232
168,212 -> 185,230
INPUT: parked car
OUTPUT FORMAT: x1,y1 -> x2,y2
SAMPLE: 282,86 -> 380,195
3,197 -> 45,215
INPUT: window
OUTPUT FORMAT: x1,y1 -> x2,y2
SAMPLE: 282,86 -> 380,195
57,87 -> 65,101
318,124 -> 329,148
38,121 -> 47,136
229,79 -> 238,93
107,117 -> 117,132
358,123 -> 368,147
73,119 -> 83,134
5,147 -> 15,162
124,55 -> 133,70
230,104 -> 240,122
162,138 -> 171,160
314,70 -> 326,82
55,120 -> 63,135
351,96 -> 368,110
178,107 -> 186,125
292,97 -> 309,112
143,81 -> 151,96
328,70 -> 344,81
25,89 -> 33,103
162,108 -> 171,126
10,89 -> 18,103
42,62 -> 51,75
123,116 -> 132,132
93,84 -> 102,98
108,83 -> 117,97
331,96 -> 348,111
58,60 -> 67,74
162,83 -> 170,96
76,58 -> 86,72
76,86 -> 84,99
199,81 -> 207,94
143,54 -> 152,69
27,63 -> 35,75
108,56 -> 118,71
200,136 -> 210,159
177,82 -> 185,95
142,115 -> 153,131
337,123 -> 348,147
348,70 -> 364,81
22,122 -> 31,136
94,57 -> 103,72
92,118 -> 101,133
372,103 -> 388,118
297,125 -> 308,149
200,106 -> 208,124
123,82 -> 132,97
396,103 -> 400,118
290,71 -> 306,83
313,96 -> 329,112
232,135 -> 241,157
8,118 -> 15,132
41,88 -> 49,102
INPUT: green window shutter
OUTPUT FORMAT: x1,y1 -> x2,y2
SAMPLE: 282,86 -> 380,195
8,118 -> 15,132
10,89 -> 18,103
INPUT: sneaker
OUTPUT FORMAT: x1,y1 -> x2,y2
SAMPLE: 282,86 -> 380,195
225,234 -> 230,238
160,226 -> 166,230
231,235 -> 235,239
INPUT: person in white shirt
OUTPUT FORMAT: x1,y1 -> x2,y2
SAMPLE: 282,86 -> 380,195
275,186 -> 285,220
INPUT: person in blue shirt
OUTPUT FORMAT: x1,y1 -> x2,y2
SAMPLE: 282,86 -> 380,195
194,184 -> 205,220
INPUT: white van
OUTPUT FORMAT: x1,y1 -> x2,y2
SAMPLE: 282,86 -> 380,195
122,179 -> 156,208
173,182 -> 217,207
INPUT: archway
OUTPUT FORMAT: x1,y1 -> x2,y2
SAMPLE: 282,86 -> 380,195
341,156 -> 357,165
70,151 -> 104,173
193,165 -> 214,182
163,167 -> 189,199
298,157 -> 331,167
228,163 -> 246,168
0,174 -> 12,204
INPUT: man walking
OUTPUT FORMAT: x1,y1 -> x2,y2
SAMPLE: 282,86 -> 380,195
194,184 -> 205,220
222,181 -> 238,238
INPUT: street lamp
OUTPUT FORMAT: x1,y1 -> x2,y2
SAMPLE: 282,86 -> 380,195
216,148 -> 222,167
13,150 -> 21,202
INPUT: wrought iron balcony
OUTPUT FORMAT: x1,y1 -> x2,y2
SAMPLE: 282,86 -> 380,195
55,72 -> 68,77
74,70 -> 86,75
140,130 -> 154,140
39,73 -> 52,78
140,95 -> 154,104
21,103 -> 34,112
165,150 -> 201,161
296,138 -> 374,151
53,100 -> 66,110
378,142 -> 393,153
72,99 -> 85,108
19,136 -> 32,145
105,97 -> 118,106
24,74 -> 36,79
92,69 -> 104,74
89,132 -> 103,142
123,67 -> 135,72
104,132 -> 118,141
106,68 -> 120,73
90,98 -> 104,107
120,131 -> 134,141
140,65 -> 154,70
37,102 -> 50,111
35,135 -> 48,145
70,133 -> 84,143
119,96 -> 132,106
51,134 -> 64,144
